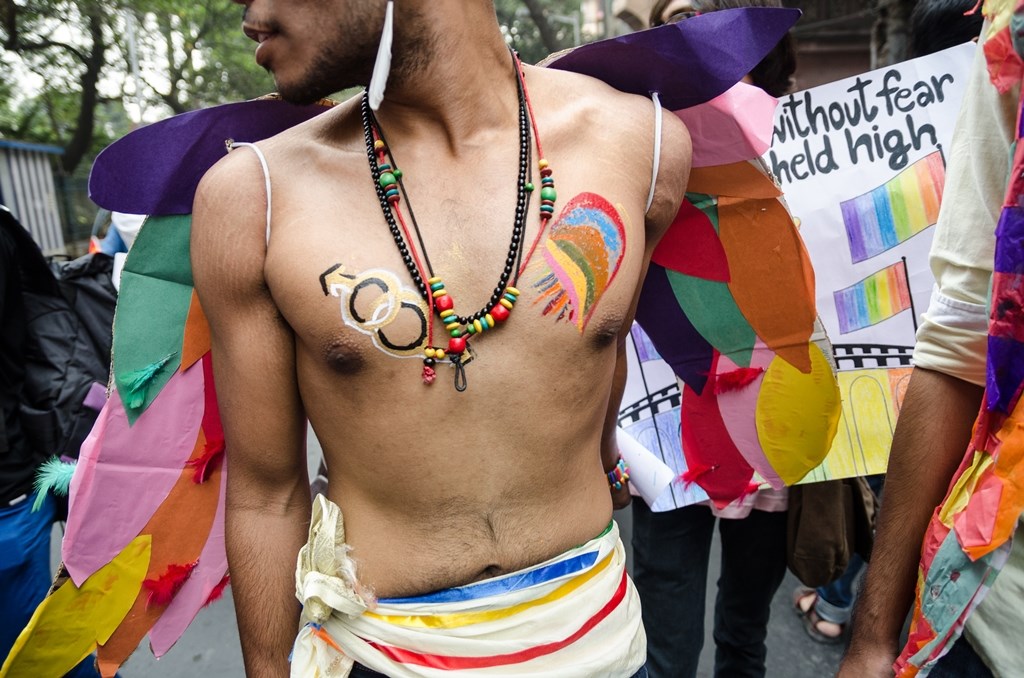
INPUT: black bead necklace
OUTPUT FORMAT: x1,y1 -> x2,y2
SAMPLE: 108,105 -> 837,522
360,49 -> 557,391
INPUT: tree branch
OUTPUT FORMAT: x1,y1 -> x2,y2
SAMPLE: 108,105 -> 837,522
60,3 -> 107,173
0,0 -> 18,48
2,0 -> 89,62
520,0 -> 563,55
7,37 -> 89,62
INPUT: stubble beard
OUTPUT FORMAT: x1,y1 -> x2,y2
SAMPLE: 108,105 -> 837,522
274,34 -> 377,105
274,7 -> 433,106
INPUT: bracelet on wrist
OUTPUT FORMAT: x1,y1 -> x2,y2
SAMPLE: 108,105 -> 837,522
606,457 -> 630,490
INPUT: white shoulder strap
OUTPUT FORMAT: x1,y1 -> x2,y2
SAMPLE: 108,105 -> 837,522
230,142 -> 273,246
646,92 -> 664,216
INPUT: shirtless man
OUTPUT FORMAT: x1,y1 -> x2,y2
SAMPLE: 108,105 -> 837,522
193,1 -> 690,675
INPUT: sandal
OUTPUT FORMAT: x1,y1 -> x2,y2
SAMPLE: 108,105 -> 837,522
791,586 -> 817,617
791,586 -> 845,644
802,607 -> 845,645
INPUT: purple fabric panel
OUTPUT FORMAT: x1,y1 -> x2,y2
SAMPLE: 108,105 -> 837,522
634,263 -> 714,394
986,206 -> 1024,412
986,335 -> 1024,414
549,7 -> 801,111
994,205 -> 1024,275
84,381 -> 107,411
89,99 -> 330,215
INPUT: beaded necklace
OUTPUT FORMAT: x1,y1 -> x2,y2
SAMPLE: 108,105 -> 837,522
360,50 -> 556,391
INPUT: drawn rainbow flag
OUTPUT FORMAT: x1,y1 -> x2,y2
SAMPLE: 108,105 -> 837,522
840,152 -> 945,263
833,261 -> 912,334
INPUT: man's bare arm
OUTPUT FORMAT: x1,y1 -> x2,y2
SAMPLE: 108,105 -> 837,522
192,151 -> 311,678
600,106 -> 690,508
838,367 -> 983,676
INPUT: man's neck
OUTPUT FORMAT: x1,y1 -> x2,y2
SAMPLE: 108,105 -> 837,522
369,2 -> 522,154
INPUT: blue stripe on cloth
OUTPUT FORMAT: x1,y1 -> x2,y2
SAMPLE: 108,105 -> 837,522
378,550 -> 600,605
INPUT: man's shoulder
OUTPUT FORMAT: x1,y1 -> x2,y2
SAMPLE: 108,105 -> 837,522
533,65 -> 653,131
530,65 -> 690,226
533,65 -> 688,154
196,97 -> 357,204
190,147 -> 269,262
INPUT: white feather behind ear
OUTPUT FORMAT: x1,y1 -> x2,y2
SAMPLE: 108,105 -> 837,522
368,0 -> 394,111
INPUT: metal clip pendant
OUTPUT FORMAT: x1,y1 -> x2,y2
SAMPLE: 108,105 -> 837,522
452,356 -> 468,392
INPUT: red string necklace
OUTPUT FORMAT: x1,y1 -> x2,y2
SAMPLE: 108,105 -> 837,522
361,50 -> 555,391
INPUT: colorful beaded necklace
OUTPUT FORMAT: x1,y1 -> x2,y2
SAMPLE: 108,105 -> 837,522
360,50 -> 555,391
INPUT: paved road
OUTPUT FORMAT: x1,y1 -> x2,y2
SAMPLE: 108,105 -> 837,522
88,431 -> 846,676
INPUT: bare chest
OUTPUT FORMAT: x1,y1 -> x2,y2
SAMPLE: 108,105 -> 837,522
263,161 -> 647,384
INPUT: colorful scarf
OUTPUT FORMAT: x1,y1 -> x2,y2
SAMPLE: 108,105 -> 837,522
291,496 -> 644,677
895,4 -> 1024,674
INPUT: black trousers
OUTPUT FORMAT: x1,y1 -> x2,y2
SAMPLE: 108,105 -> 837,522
928,634 -> 995,678
631,501 -> 788,678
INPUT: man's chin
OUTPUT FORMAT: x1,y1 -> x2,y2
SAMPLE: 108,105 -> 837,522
275,87 -> 329,106
271,78 -> 336,106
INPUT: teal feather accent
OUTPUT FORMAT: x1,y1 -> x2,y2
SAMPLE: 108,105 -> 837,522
122,353 -> 175,409
31,457 -> 77,512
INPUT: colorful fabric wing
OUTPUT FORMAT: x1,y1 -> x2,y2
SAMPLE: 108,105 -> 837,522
1,219 -> 221,678
633,87 -> 841,505
593,11 -> 844,505
89,96 -> 334,215
895,13 -> 1024,668
4,8 -> 806,673
547,6 -> 812,506
549,7 -> 801,111
1,99 -> 332,678
980,0 -> 1024,93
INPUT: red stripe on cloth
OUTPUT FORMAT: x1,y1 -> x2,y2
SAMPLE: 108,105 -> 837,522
366,570 -> 629,670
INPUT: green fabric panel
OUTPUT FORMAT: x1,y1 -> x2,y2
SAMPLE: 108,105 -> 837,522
123,215 -> 194,286
913,531 -> 1001,666
666,268 -> 755,367
113,215 -> 194,424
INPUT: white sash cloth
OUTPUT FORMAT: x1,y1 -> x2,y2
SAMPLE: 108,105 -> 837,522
290,495 -> 645,677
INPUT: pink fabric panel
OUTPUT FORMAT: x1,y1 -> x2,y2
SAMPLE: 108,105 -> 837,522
63,364 -> 205,586
675,82 -> 778,168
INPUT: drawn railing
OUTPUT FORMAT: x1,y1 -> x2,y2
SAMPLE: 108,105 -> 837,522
833,344 -> 914,370
620,344 -> 911,426
618,383 -> 682,426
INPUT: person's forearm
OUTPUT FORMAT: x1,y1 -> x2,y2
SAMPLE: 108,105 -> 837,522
847,367 -> 983,657
227,480 -> 312,678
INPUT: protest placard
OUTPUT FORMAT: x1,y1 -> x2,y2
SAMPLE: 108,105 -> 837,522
772,42 -> 974,482
619,43 -> 976,509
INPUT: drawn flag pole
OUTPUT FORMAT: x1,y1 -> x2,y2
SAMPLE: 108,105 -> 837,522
628,326 -> 669,462
901,256 -> 918,332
